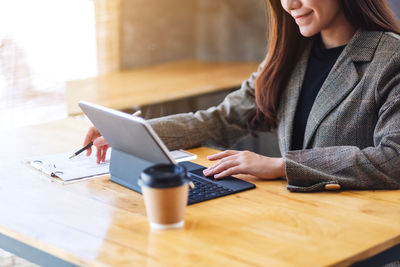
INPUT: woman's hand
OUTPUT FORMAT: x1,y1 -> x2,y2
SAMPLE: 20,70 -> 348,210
83,126 -> 110,164
202,150 -> 286,179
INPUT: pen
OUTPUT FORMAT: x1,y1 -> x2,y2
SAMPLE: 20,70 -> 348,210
131,110 -> 141,117
68,110 -> 142,159
69,141 -> 93,159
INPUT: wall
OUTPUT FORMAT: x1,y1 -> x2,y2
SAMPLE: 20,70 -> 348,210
120,0 -> 197,69
388,0 -> 400,21
195,0 -> 267,61
119,0 -> 267,69
119,0 -> 400,69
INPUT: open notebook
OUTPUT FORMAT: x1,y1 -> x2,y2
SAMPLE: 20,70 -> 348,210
26,148 -> 196,183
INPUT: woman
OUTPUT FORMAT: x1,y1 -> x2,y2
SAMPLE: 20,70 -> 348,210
85,0 -> 400,192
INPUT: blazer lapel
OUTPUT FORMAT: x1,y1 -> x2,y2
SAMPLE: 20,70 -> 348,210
280,44 -> 312,152
302,30 -> 383,148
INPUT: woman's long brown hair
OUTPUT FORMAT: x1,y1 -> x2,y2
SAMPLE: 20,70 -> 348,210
248,0 -> 400,132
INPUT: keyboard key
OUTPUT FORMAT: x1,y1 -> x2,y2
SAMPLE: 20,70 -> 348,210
187,176 -> 232,205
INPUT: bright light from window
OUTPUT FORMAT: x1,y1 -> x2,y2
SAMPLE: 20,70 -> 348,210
0,0 -> 97,129
0,0 -> 97,94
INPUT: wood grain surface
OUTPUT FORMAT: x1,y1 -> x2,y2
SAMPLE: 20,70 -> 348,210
1,118 -> 399,266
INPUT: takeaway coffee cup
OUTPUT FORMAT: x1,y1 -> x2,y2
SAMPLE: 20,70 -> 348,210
139,164 -> 192,230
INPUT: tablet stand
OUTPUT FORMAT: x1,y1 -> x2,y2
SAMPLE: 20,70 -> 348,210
109,149 -> 153,193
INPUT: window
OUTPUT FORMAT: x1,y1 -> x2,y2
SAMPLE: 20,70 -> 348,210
0,0 -> 97,129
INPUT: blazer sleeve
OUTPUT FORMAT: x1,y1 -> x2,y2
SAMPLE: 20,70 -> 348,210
148,60 -> 265,151
285,56 -> 400,192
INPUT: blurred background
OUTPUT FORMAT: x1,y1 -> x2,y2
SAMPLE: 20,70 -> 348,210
0,0 -> 267,130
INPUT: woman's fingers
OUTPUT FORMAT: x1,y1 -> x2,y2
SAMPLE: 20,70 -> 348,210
205,149 -> 284,180
99,147 -> 104,163
93,136 -> 108,147
207,150 -> 237,161
204,150 -> 255,179
206,160 -> 239,178
101,146 -> 109,163
84,134 -> 93,156
92,137 -> 109,163
96,146 -> 102,164
82,127 -> 111,163
214,166 -> 241,179
86,146 -> 92,157
84,127 -> 100,156
203,155 -> 238,176
96,146 -> 109,164
83,127 -> 98,145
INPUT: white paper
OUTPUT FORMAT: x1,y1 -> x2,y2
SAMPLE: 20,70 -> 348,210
27,147 -> 111,181
27,148 -> 196,182
169,149 -> 197,162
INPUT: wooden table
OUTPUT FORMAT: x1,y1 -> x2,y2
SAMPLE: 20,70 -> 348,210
1,118 -> 400,267
66,60 -> 259,116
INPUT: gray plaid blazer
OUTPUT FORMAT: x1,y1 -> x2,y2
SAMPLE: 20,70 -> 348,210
149,30 -> 400,192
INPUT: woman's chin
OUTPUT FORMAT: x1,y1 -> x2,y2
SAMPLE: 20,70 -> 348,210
298,26 -> 318,38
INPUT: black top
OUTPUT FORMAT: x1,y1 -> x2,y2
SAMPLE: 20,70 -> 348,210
291,37 -> 346,150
